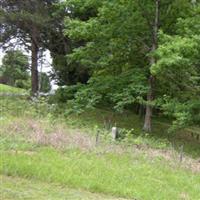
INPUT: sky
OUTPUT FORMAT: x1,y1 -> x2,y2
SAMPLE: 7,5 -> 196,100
0,48 -> 5,65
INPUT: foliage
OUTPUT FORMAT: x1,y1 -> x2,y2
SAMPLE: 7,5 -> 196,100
64,70 -> 148,114
64,0 -> 200,133
1,2 -> 200,200
0,50 -> 30,89
39,72 -> 51,93
51,84 -> 83,104
0,0 -> 199,133
0,0 -> 64,94
151,5 -> 200,131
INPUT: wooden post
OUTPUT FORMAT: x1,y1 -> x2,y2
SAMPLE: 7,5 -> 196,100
179,145 -> 184,163
96,130 -> 100,146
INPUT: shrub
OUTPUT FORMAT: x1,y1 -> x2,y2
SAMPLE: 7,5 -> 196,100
50,84 -> 83,104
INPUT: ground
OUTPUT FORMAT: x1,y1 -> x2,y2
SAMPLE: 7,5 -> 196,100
0,84 -> 200,200
0,84 -> 27,95
0,176 -> 126,200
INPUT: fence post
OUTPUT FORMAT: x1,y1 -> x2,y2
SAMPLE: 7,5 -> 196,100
96,130 -> 100,146
179,145 -> 184,163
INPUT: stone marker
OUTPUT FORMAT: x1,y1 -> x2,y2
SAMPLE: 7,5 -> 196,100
111,127 -> 118,141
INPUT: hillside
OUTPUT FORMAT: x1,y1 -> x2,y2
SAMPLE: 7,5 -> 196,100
0,87 -> 200,200
1,1 -> 200,199
0,84 -> 28,95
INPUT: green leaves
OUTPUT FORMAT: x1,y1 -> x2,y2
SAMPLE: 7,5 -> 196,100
65,18 -> 99,40
61,69 -> 148,114
151,3 -> 200,131
151,34 -> 198,76
0,50 -> 30,89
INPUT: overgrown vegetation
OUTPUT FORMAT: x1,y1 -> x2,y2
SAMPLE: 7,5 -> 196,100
0,86 -> 200,199
1,0 -> 200,133
0,0 -> 200,199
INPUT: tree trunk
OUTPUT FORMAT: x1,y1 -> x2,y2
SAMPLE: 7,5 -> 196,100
143,75 -> 154,132
143,0 -> 159,132
31,39 -> 39,96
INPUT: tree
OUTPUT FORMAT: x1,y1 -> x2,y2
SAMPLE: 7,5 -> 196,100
0,50 -> 30,89
0,0 -> 59,95
151,2 -> 200,131
65,0 -> 193,132
39,72 -> 51,93
0,0 -> 90,91
141,0 -> 159,132
47,1 -> 93,86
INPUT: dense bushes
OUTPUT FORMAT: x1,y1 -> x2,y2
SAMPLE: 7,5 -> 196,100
50,84 -> 83,104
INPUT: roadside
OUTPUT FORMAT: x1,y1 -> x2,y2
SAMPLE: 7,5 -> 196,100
0,175 -> 128,200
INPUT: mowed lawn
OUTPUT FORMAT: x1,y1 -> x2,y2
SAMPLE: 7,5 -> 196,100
0,175 -> 126,200
0,84 -> 27,95
1,144 -> 200,200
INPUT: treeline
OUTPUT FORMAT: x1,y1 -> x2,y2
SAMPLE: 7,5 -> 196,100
0,50 -> 51,92
0,0 -> 199,132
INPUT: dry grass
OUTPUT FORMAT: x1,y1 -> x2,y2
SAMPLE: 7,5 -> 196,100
139,147 -> 200,173
95,143 -> 200,173
4,118 -> 95,151
2,117 -> 200,173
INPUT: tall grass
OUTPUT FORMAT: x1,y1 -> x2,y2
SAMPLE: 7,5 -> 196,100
1,147 -> 200,200
1,89 -> 200,200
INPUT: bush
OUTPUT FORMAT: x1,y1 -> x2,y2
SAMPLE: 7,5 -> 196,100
50,84 -> 83,104
15,79 -> 31,90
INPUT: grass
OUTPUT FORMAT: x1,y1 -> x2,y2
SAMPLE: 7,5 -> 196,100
0,87 -> 200,200
1,147 -> 200,200
65,109 -> 200,158
1,114 -> 200,200
0,176 -> 126,200
0,84 -> 28,95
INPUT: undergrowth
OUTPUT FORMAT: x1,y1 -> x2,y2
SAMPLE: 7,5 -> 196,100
0,94 -> 200,200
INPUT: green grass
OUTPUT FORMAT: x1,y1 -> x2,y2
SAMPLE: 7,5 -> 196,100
0,84 -> 28,95
0,176 -> 126,200
1,147 -> 200,200
0,94 -> 200,200
65,109 -> 200,158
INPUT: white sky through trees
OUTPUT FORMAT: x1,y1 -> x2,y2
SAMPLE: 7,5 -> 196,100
0,48 -> 5,65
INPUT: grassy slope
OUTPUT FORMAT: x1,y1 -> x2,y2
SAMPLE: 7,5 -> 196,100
1,147 -> 200,200
0,91 -> 200,200
66,109 -> 200,158
0,176 -> 125,200
0,84 -> 27,94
